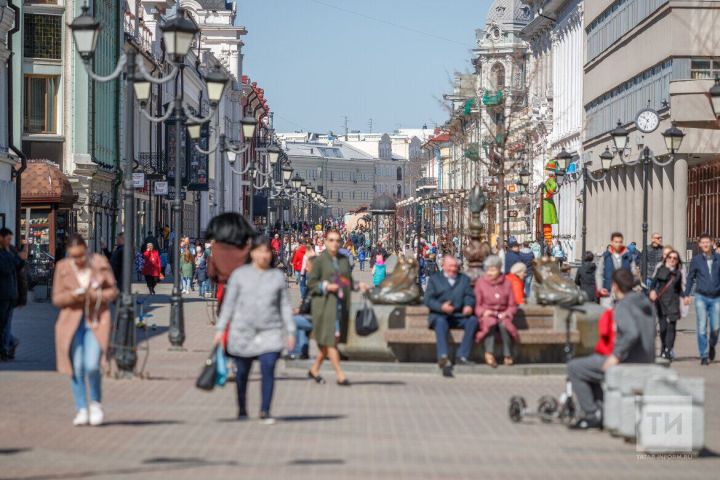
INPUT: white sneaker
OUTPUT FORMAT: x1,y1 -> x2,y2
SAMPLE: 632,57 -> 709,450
89,402 -> 104,426
73,408 -> 89,426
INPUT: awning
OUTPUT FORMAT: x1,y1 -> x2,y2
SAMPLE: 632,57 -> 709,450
20,160 -> 76,206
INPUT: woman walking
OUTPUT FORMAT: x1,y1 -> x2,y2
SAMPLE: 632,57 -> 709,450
474,255 -> 518,367
142,243 -> 161,294
649,249 -> 685,361
52,234 -> 118,426
180,249 -> 194,294
214,239 -> 295,423
195,247 -> 209,297
307,230 -> 368,386
575,251 -> 598,303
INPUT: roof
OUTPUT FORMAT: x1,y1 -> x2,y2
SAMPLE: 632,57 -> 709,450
196,0 -> 233,10
369,194 -> 396,213
487,0 -> 534,30
282,140 -> 377,160
21,160 -> 76,206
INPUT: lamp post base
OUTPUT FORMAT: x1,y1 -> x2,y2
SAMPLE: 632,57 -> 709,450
113,294 -> 137,375
168,292 -> 185,349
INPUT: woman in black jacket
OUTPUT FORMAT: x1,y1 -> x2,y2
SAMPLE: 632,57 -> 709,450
574,251 -> 597,303
649,249 -> 684,361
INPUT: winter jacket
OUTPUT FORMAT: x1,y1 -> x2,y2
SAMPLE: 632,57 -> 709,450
142,249 -> 162,278
596,247 -> 634,292
650,265 -> 683,320
292,245 -> 306,272
613,291 -> 656,363
684,252 -> 720,298
474,274 -> 518,343
575,261 -> 598,302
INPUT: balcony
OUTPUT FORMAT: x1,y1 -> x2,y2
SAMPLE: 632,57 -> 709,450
135,152 -> 166,178
124,12 -> 153,54
415,177 -> 438,192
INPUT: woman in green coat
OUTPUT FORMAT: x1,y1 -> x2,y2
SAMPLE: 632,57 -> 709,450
307,230 -> 368,385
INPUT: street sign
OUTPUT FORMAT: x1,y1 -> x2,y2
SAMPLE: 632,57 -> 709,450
507,210 -> 519,218
154,181 -> 168,196
506,184 -> 517,193
132,172 -> 145,188
167,186 -> 187,201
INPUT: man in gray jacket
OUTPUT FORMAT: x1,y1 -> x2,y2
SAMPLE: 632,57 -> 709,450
567,269 -> 656,429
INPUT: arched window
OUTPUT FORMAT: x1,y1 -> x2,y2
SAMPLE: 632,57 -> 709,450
491,63 -> 505,90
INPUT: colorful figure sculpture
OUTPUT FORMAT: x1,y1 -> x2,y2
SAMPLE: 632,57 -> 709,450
542,160 -> 559,249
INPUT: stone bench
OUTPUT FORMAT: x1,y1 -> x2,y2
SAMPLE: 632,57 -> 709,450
603,364 -> 705,454
382,304 -> 582,363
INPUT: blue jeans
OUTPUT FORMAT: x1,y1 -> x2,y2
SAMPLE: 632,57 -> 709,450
299,274 -> 307,299
524,274 -> 533,298
234,351 -> 280,415
695,294 -> 720,359
359,260 -> 365,271
432,315 -> 478,360
1,304 -> 16,355
199,279 -> 209,296
182,276 -> 191,291
70,321 -> 102,411
292,315 -> 313,357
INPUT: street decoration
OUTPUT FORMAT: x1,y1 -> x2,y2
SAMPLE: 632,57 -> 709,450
542,160 -> 559,249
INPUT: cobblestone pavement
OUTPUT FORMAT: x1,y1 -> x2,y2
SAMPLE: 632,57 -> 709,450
1,271 -> 719,480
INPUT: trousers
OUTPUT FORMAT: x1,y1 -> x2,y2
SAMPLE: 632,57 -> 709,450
70,321 -> 102,411
234,351 -> 280,416
695,294 -> 720,359
484,323 -> 513,358
567,353 -> 607,416
432,315 -> 478,360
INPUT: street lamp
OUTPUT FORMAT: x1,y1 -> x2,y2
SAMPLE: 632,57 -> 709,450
68,5 -> 100,60
268,144 -> 281,166
555,148 -> 573,174
610,120 -> 630,152
662,124 -> 685,154
242,115 -> 258,139
518,167 -> 531,187
203,65 -> 229,106
710,76 -> 720,117
599,147 -> 614,171
160,10 -> 199,59
291,172 -> 303,190
282,164 -> 293,184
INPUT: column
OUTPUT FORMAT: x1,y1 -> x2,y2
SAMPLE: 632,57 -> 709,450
609,169 -> 619,234
673,158 -> 688,255
662,163 -> 675,250
632,164 -> 644,247
650,163 -> 663,242
626,164 -> 637,243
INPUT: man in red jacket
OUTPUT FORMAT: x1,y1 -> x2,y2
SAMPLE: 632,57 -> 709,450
291,243 -> 306,285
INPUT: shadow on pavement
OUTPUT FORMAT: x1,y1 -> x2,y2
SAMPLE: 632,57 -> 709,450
276,414 -> 346,422
344,380 -> 406,386
0,448 -> 31,455
287,458 -> 345,466
100,420 -> 185,427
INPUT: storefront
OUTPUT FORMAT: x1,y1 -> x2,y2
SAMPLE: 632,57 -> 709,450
20,160 -> 76,258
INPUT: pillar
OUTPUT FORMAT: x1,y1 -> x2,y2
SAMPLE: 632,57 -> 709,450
673,158 -> 689,257
662,163 -> 675,251
650,163 -> 663,242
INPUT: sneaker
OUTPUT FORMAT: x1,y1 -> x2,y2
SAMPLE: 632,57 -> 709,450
701,358 -> 710,366
455,357 -> 475,366
710,346 -> 716,362
73,408 -> 89,426
135,321 -> 146,329
437,356 -> 450,369
568,411 -> 602,430
89,402 -> 104,426
259,411 -> 276,425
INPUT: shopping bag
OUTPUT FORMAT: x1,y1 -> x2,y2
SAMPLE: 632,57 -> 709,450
195,347 -> 217,391
355,295 -> 379,336
215,346 -> 228,387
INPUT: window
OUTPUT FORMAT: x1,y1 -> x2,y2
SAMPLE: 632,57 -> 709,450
25,75 -> 59,134
691,59 -> 720,80
396,167 -> 403,181
24,15 -> 62,59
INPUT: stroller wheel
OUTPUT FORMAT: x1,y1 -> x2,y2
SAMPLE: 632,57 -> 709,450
537,395 -> 559,423
508,396 -> 526,423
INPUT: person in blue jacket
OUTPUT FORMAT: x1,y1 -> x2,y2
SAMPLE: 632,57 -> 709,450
683,233 -> 720,365
595,232 -> 636,308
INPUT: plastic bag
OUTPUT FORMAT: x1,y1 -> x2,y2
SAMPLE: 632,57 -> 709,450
215,346 -> 228,387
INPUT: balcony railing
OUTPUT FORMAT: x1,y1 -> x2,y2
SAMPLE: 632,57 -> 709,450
124,12 -> 153,54
416,177 -> 438,191
135,152 -> 166,177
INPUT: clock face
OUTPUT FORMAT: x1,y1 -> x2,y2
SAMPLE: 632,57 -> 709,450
636,109 -> 660,134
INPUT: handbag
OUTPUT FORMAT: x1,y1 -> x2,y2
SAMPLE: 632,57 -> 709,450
215,347 -> 228,387
195,347 -> 218,391
355,295 -> 379,336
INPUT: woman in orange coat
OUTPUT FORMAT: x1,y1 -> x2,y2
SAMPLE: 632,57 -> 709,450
52,234 -> 118,426
506,262 -> 527,305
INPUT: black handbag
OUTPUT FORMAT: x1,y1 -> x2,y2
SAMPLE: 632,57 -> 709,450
195,347 -> 218,391
355,295 -> 379,337
299,291 -> 312,316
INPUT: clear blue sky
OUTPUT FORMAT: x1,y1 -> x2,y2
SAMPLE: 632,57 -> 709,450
237,0 -> 490,134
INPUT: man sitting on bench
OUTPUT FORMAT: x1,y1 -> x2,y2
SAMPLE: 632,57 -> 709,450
424,256 -> 478,377
567,269 -> 656,429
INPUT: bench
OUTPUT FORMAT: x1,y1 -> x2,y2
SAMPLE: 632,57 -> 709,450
383,304 -> 581,363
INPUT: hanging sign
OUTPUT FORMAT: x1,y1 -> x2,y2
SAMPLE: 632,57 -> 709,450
154,181 -> 168,196
132,172 -> 145,188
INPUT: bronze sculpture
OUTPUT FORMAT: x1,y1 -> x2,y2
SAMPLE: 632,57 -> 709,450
367,255 -> 422,305
463,185 -> 492,282
532,256 -> 587,306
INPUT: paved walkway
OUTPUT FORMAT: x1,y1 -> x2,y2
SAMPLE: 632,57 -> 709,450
1,272 -> 719,479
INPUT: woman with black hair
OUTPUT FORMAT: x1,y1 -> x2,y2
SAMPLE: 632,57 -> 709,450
649,249 -> 685,361
575,251 -> 598,303
213,238 -> 295,423
205,213 -> 257,305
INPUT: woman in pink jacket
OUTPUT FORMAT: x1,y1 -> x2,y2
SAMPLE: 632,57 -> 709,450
474,255 -> 518,367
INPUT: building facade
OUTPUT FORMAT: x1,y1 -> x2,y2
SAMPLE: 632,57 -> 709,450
0,1 -> 15,232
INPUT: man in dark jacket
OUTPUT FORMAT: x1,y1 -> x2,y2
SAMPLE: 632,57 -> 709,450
595,232 -> 636,308
424,256 -> 477,377
109,232 -> 125,290
0,228 -> 24,360
575,251 -> 598,303
642,232 -> 664,287
683,233 -> 720,365
567,269 -> 656,429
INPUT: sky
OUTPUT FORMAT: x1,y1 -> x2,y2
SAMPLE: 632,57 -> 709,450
237,0 -> 491,134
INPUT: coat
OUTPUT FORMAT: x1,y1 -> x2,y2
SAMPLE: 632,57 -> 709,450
474,274 -> 518,343
292,245 -> 306,272
142,249 -> 161,277
507,273 -> 525,305
423,272 -> 476,329
307,251 -> 353,347
52,255 -> 118,375
575,261 -> 597,302
0,248 -> 23,302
